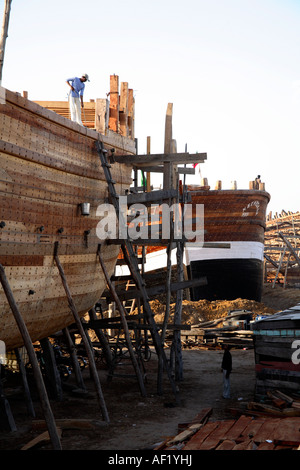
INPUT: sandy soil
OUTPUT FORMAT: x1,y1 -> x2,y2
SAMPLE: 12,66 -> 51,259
0,284 -> 299,451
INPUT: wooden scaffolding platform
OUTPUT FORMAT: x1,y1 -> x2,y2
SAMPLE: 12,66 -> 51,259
264,211 -> 300,287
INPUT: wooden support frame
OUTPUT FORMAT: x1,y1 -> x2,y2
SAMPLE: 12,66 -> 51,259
96,139 -> 180,403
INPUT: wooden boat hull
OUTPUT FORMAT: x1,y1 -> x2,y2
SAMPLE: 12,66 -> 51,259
0,88 -> 134,351
186,188 -> 270,301
138,187 -> 270,302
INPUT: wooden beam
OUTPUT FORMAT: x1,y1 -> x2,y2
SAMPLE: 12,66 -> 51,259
103,277 -> 207,302
112,152 -> 207,166
108,75 -> 119,132
125,188 -> 178,205
119,82 -> 128,137
136,166 -> 196,175
128,89 -> 135,138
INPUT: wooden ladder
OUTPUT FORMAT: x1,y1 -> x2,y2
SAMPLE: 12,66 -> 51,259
95,140 -> 180,402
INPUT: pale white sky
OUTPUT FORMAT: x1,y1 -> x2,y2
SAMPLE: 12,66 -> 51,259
1,0 -> 300,214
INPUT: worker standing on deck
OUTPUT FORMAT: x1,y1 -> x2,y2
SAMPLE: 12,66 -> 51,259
221,344 -> 232,399
66,74 -> 90,125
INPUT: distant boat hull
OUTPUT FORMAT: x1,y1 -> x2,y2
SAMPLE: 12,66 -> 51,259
185,187 -> 270,301
0,88 -> 134,351
138,187 -> 270,302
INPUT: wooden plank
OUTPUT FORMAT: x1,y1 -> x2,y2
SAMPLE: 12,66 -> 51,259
125,188 -> 178,205
238,418 -> 265,441
256,441 -> 275,450
250,418 -> 281,442
215,439 -> 236,450
183,421 -> 220,450
127,89 -> 135,139
222,415 -> 253,441
167,423 -> 204,446
232,439 -> 254,450
119,82 -> 128,137
21,428 -> 62,450
109,75 -> 119,132
198,420 -> 236,450
273,417 -> 300,445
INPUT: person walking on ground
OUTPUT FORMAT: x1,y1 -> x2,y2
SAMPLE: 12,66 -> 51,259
221,344 -> 232,399
66,74 -> 90,125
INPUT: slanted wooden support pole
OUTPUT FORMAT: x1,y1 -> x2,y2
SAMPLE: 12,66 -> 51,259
40,338 -> 63,401
0,264 -> 62,449
0,364 -> 16,432
0,0 -> 12,84
88,308 -> 114,369
279,232 -> 300,268
62,327 -> 86,391
53,242 -> 109,423
97,245 -> 147,397
14,348 -> 35,418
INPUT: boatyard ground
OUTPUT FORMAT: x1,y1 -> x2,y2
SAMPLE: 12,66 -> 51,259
0,285 -> 299,451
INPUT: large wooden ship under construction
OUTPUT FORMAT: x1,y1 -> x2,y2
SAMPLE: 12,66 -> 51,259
0,76 -> 135,352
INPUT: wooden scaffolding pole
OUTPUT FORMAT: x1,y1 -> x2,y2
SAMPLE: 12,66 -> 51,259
0,0 -> 12,84
96,140 -> 180,403
0,264 -> 62,450
97,245 -> 147,397
53,242 -> 109,423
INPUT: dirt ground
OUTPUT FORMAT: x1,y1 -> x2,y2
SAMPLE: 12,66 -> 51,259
0,284 -> 299,451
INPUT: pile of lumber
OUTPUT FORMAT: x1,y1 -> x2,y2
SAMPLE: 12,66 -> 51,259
248,390 -> 300,417
155,407 -> 300,451
180,310 -> 255,348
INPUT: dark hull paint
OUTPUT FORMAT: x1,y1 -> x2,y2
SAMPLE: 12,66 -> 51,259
188,258 -> 264,302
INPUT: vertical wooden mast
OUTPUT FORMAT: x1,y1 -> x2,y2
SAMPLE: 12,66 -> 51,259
0,0 -> 12,84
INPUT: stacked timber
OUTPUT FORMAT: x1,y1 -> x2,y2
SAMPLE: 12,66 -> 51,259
34,75 -> 135,138
252,304 -> 300,394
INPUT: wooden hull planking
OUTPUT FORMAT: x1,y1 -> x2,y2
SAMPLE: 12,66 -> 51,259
0,88 -> 134,351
